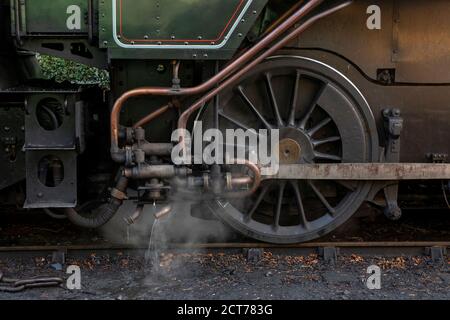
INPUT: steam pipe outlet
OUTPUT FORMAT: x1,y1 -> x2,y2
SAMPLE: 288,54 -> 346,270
154,205 -> 172,219
124,205 -> 144,225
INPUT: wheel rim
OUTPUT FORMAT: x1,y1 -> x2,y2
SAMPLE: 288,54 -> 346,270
202,56 -> 378,244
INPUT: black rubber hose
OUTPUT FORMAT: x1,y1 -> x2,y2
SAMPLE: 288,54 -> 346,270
64,177 -> 128,229
43,208 -> 67,220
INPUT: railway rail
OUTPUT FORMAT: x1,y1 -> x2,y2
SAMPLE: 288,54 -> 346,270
0,242 -> 448,261
0,240 -> 447,295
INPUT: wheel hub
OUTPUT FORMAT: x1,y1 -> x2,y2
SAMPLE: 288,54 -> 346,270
278,127 -> 315,164
278,138 -> 301,164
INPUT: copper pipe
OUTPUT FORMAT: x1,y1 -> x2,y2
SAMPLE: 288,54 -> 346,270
110,0 -> 324,153
231,176 -> 253,186
133,103 -> 172,129
172,60 -> 181,80
225,160 -> 262,198
124,205 -> 144,225
111,87 -> 179,153
154,205 -> 172,219
262,1 -> 306,37
131,1 -> 309,133
177,2 -> 351,156
133,98 -> 182,129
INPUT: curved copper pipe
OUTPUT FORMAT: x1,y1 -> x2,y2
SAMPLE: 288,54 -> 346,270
111,87 -> 180,151
225,159 -> 262,198
177,2 -> 351,155
124,205 -> 144,225
231,176 -> 253,186
110,0 -> 324,152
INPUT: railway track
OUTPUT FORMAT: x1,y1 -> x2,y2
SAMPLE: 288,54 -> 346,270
0,241 -> 448,261
0,241 -> 448,297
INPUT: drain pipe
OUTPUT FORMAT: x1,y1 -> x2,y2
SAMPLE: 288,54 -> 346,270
65,176 -> 129,229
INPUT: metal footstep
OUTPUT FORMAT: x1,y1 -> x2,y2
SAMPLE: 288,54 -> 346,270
0,271 -> 63,293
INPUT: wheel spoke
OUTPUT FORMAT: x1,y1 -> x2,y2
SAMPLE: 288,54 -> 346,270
246,182 -> 272,220
312,136 -> 341,147
237,86 -> 273,130
273,181 -> 286,229
299,83 -> 327,130
335,180 -> 358,192
313,151 -> 342,162
218,111 -> 251,131
264,73 -> 284,127
290,181 -> 309,229
219,111 -> 262,141
307,181 -> 336,216
288,70 -> 301,126
307,117 -> 332,137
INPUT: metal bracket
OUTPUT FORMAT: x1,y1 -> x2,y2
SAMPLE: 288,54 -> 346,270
25,94 -> 80,150
382,108 -> 404,220
12,0 -> 24,45
425,246 -> 447,264
427,153 -> 448,164
24,150 -> 77,208
244,248 -> 264,263
51,249 -> 67,265
383,108 -> 403,160
319,247 -> 339,264
24,92 -> 83,208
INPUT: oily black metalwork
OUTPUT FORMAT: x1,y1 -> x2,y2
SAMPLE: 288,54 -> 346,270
23,92 -> 83,208
0,96 -> 25,190
382,108 -> 404,220
25,150 -> 77,208
2,0 -> 450,245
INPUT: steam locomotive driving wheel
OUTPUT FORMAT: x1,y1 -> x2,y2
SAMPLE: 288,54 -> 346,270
204,56 -> 379,244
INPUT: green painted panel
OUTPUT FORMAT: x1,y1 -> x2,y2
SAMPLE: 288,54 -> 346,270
99,0 -> 268,59
12,0 -> 268,60
24,0 -> 88,33
118,0 -> 243,44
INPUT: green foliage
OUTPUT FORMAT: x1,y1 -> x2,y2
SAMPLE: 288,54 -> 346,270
37,55 -> 109,89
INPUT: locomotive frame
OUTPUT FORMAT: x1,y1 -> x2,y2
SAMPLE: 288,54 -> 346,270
1,0 -> 450,244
